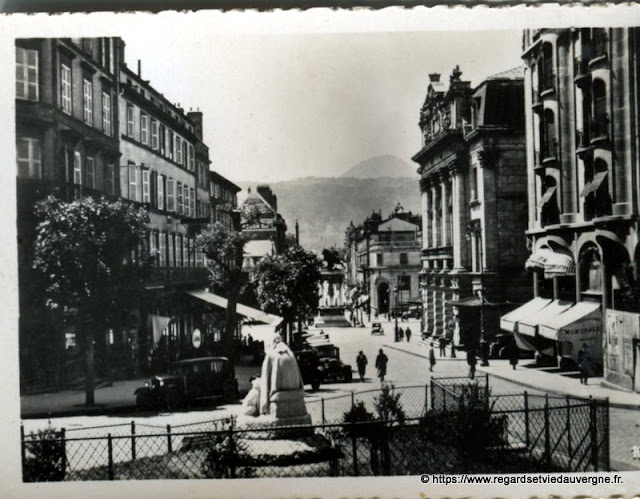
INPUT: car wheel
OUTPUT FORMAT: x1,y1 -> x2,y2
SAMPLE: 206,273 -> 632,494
222,383 -> 238,403
344,370 -> 353,382
311,379 -> 320,391
136,393 -> 148,410
164,388 -> 182,412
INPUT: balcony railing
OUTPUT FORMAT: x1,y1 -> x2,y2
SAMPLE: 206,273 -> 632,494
574,57 -> 591,87
541,138 -> 559,163
147,266 -> 208,287
576,129 -> 590,151
591,31 -> 608,61
590,114 -> 610,142
540,69 -> 556,94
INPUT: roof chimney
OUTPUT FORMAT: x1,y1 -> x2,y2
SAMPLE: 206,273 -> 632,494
137,59 -> 141,77
429,73 -> 441,83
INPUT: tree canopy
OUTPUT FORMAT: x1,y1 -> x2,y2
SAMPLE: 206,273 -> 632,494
253,245 -> 322,326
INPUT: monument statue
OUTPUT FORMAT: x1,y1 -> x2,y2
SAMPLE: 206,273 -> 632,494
239,332 -> 311,430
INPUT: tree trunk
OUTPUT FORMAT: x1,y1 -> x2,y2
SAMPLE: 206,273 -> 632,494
224,282 -> 239,361
83,317 -> 96,407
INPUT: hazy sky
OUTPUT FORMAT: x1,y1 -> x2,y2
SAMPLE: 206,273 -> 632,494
123,30 -> 523,184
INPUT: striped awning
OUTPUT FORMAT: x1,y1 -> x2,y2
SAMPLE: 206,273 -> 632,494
525,249 -> 575,278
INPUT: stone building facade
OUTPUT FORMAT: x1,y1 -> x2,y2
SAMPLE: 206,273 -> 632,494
344,205 -> 422,318
514,28 -> 640,391
15,37 -> 241,391
413,67 -> 530,349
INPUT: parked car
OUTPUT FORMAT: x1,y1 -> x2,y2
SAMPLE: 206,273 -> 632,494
293,348 -> 322,391
134,356 -> 239,411
313,343 -> 353,383
489,334 -> 513,359
371,322 -> 384,335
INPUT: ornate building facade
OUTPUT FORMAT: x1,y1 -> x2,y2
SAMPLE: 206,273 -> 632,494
344,204 -> 422,317
514,28 -> 640,391
413,67 -> 530,349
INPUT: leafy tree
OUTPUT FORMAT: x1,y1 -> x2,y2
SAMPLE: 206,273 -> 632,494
196,221 -> 248,358
253,245 -> 322,341
33,196 -> 152,406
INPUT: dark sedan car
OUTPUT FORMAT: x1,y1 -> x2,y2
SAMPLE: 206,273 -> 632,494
135,356 -> 239,411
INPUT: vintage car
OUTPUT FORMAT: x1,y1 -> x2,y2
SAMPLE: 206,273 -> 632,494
293,348 -> 322,391
370,322 -> 384,335
313,343 -> 353,383
134,356 -> 239,411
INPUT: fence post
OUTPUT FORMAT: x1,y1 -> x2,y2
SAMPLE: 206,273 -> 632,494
228,426 -> 236,479
524,391 -> 530,448
566,396 -> 571,470
590,397 -> 598,470
429,380 -> 434,411
485,373 -> 489,400
425,384 -> 429,413
131,421 -> 136,462
107,433 -> 114,480
321,398 -> 326,425
605,398 -> 610,471
60,428 -> 67,478
544,394 -> 550,467
20,423 -> 25,470
352,433 -> 358,476
167,424 -> 172,454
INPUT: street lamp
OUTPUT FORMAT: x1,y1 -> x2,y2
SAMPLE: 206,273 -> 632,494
465,221 -> 489,367
393,285 -> 399,342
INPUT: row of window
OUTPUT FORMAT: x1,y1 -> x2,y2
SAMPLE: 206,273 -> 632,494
69,149 -> 116,194
125,102 -> 195,172
123,164 -> 209,218
374,253 -> 410,266
149,231 -> 204,268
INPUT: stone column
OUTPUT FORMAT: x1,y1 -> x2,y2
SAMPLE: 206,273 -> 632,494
431,183 -> 439,248
420,180 -> 431,249
450,163 -> 469,271
441,172 -> 449,248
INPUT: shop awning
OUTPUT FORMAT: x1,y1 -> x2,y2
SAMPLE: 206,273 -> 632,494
580,171 -> 608,197
537,186 -> 557,208
525,248 -> 575,278
543,252 -> 576,278
500,297 -> 552,332
538,301 -> 601,341
186,289 -> 283,326
518,299 -> 574,336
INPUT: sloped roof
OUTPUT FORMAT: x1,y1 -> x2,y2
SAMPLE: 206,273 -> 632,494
486,66 -> 524,81
242,191 -> 276,212
379,217 -> 419,232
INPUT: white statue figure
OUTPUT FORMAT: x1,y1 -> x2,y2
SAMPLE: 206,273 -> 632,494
241,377 -> 261,417
259,333 -> 310,421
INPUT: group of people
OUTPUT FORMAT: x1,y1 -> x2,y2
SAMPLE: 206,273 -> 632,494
394,326 -> 412,343
356,349 -> 389,382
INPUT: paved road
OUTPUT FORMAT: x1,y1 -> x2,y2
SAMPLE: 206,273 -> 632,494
21,318 -> 640,472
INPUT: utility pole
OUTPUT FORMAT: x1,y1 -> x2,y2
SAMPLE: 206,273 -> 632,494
295,219 -> 299,245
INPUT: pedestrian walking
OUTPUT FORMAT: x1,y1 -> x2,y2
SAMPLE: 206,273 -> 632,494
375,349 -> 388,383
405,327 -> 412,343
398,327 -> 404,342
429,346 -> 436,372
508,338 -> 519,370
467,348 -> 477,380
439,337 -> 446,357
356,351 -> 368,382
578,343 -> 593,385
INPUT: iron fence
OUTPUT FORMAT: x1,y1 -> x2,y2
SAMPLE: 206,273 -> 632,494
21,378 -> 609,481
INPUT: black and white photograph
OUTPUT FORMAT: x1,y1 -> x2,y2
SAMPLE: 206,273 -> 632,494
4,6 -> 640,498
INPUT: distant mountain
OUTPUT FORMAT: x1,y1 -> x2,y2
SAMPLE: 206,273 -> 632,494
238,176 -> 421,253
340,154 -> 417,179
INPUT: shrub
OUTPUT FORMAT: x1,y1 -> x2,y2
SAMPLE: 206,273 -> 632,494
373,383 -> 405,424
22,425 -> 66,482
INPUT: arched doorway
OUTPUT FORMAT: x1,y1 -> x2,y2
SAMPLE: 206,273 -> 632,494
377,282 -> 390,315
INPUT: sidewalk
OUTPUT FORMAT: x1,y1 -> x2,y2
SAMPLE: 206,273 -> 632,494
385,338 -> 640,410
21,365 -> 258,419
